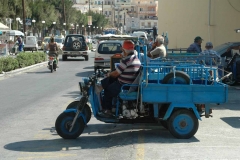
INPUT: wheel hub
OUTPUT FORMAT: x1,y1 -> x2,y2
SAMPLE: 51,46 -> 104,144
179,120 -> 187,128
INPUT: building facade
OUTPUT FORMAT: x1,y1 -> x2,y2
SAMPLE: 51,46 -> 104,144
157,0 -> 240,49
74,0 -> 158,33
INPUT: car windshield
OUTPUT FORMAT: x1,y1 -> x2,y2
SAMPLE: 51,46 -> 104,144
55,38 -> 63,43
66,36 -> 84,43
44,38 -> 50,43
98,42 -> 122,54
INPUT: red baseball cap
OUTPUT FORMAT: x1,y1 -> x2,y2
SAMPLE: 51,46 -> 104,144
122,40 -> 134,50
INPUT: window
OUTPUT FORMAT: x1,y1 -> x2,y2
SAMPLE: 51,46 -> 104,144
109,11 -> 111,15
141,22 -> 144,26
140,8 -> 143,11
138,2 -> 140,4
105,11 -> 108,15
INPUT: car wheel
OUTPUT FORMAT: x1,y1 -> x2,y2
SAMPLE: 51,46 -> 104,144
72,40 -> 82,51
62,55 -> 67,61
84,55 -> 89,61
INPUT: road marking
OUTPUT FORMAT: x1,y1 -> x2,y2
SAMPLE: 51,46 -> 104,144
136,125 -> 145,160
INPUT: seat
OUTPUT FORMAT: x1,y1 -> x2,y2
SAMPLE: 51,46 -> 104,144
102,47 -> 109,52
119,66 -> 143,100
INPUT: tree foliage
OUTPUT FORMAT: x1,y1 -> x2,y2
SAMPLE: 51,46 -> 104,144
0,0 -> 108,34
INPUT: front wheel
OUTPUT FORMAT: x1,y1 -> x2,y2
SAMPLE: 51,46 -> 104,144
55,112 -> 85,139
66,101 -> 92,123
167,109 -> 198,139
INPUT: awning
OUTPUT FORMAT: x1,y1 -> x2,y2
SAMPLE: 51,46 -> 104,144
0,22 -> 9,30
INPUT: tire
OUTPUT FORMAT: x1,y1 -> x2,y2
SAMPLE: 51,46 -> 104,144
50,65 -> 53,73
84,55 -> 89,61
53,62 -> 57,71
66,101 -> 92,123
62,55 -> 67,61
72,40 -> 82,51
55,112 -> 85,139
162,71 -> 190,84
167,109 -> 199,139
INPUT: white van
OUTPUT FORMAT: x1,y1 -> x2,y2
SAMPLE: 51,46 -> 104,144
132,31 -> 148,40
24,36 -> 38,52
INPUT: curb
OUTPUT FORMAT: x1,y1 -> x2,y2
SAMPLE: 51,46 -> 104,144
0,61 -> 48,79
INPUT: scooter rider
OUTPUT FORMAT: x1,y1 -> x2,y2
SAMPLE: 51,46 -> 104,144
47,37 -> 59,67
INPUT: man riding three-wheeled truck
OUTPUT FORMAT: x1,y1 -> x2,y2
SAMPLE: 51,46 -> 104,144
55,35 -> 228,139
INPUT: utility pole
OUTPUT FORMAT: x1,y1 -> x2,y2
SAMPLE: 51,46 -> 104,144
102,1 -> 103,15
22,0 -> 26,36
89,0 -> 90,14
62,0 -> 66,24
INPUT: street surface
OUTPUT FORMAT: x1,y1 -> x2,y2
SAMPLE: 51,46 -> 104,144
0,51 -> 240,160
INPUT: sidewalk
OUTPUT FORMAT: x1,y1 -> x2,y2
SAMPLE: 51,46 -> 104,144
0,61 -> 48,80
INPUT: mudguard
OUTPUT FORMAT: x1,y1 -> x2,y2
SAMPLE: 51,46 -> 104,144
163,103 -> 201,121
63,109 -> 87,124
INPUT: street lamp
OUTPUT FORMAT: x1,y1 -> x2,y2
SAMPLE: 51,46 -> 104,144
42,20 -> 45,38
63,22 -> 66,35
76,24 -> 79,34
53,22 -> 56,36
16,17 -> 20,30
82,25 -> 84,35
88,25 -> 91,36
32,19 -> 36,36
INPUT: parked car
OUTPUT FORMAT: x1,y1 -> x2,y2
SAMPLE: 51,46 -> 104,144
23,36 -> 38,52
94,35 -> 138,71
62,34 -> 89,61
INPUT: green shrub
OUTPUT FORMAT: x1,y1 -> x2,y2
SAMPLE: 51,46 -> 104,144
0,52 -> 47,73
0,56 -> 19,72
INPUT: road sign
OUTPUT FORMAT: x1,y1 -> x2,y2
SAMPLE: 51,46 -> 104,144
25,19 -> 31,26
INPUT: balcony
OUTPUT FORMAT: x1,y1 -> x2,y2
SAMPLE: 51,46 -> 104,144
140,17 -> 158,20
138,10 -> 156,14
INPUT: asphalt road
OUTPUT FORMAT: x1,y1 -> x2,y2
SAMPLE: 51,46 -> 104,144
0,51 -> 240,160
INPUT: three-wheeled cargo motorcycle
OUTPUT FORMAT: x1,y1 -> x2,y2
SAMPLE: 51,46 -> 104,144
55,43 -> 228,139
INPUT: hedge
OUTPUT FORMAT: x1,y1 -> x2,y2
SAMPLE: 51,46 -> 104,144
0,52 -> 46,74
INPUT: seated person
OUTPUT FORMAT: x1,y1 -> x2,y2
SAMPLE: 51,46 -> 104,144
199,42 -> 221,65
187,36 -> 203,53
98,40 -> 141,117
147,35 -> 166,59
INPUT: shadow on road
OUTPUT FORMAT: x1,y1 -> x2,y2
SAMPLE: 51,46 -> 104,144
75,71 -> 93,77
4,123 -> 199,152
62,91 -> 80,98
221,117 -> 240,128
83,66 -> 94,69
59,58 -> 85,62
26,71 -> 52,74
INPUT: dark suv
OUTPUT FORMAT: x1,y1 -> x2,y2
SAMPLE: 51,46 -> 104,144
62,34 -> 89,61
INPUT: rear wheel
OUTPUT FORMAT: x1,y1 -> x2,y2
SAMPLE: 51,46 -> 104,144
66,101 -> 92,123
49,65 -> 53,73
84,55 -> 89,61
168,109 -> 198,139
55,112 -> 85,139
62,55 -> 67,61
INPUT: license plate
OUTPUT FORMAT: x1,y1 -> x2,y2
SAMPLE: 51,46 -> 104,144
104,63 -> 110,66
